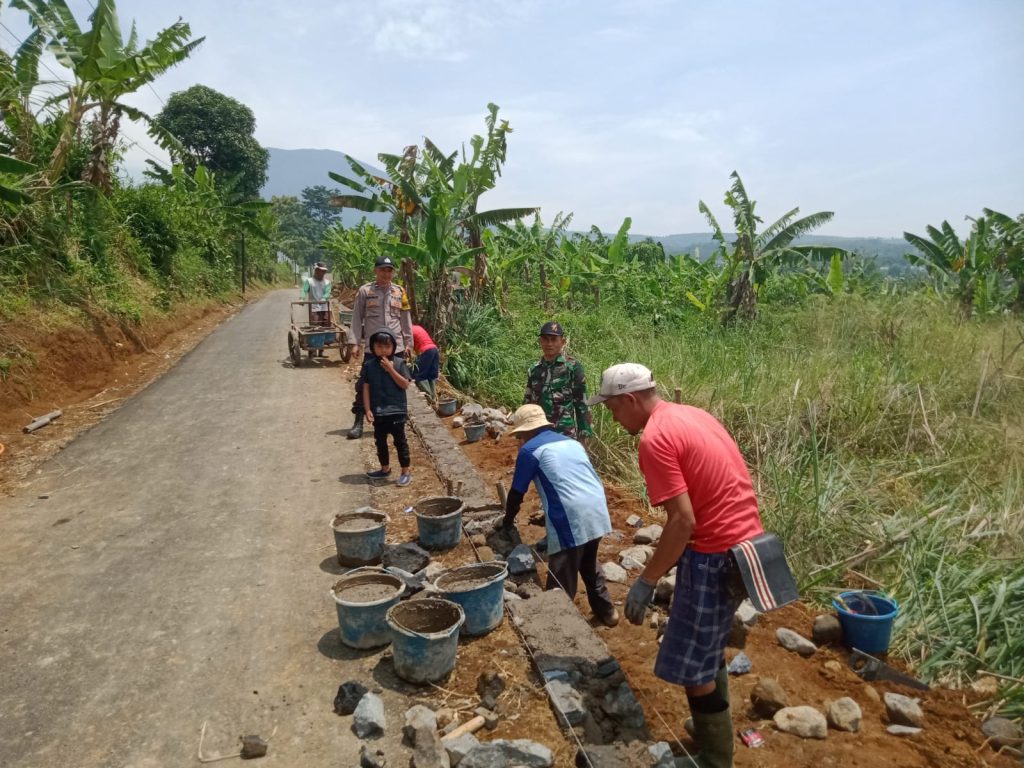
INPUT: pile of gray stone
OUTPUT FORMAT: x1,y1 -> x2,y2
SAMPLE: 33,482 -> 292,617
335,674 -> 556,767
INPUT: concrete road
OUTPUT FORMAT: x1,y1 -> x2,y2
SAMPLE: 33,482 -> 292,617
0,290 -> 388,766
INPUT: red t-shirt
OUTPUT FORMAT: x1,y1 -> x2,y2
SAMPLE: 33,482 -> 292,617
638,401 -> 763,553
412,325 -> 437,354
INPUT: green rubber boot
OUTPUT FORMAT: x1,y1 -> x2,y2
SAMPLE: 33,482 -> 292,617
346,414 -> 364,439
691,706 -> 734,768
685,666 -> 729,737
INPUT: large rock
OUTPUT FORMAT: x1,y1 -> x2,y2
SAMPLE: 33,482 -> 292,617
460,739 -> 553,767
887,724 -> 922,737
443,732 -> 479,766
352,692 -> 386,738
507,544 -> 536,575
826,697 -> 862,732
774,706 -> 828,739
812,614 -> 843,644
618,545 -> 654,565
383,541 -> 431,573
884,692 -> 924,728
411,725 -> 450,768
403,704 -> 438,745
776,627 -> 817,657
655,573 -> 676,603
727,651 -> 752,676
477,671 -> 506,711
625,514 -> 643,527
602,683 -> 645,729
751,678 -> 789,718
633,525 -> 663,544
735,599 -> 760,626
334,680 -> 368,715
982,716 -> 1022,750
544,671 -> 586,725
602,562 -> 628,583
647,741 -> 675,768
359,744 -> 388,768
385,566 -> 426,595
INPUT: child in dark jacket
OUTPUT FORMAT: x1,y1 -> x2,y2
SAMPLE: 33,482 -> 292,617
361,328 -> 413,486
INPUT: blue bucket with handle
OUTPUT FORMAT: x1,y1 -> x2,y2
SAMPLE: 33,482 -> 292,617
386,598 -> 465,684
434,562 -> 508,636
833,590 -> 899,654
331,567 -> 405,649
413,496 -> 464,550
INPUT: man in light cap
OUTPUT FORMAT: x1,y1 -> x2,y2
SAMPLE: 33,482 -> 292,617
588,364 -> 764,768
498,404 -> 619,627
345,255 -> 414,438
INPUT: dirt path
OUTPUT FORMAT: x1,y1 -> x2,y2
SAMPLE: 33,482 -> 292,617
0,290 -> 382,766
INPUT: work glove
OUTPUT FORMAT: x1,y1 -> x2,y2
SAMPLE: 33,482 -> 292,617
624,577 -> 656,625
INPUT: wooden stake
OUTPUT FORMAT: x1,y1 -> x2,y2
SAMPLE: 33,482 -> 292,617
23,409 -> 63,434
497,481 -> 508,508
455,480 -> 464,497
673,387 -> 682,404
441,715 -> 485,742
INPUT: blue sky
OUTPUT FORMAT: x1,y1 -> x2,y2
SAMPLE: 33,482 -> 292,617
2,0 -> 1022,237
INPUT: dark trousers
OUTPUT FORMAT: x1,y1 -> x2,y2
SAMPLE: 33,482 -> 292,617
373,415 -> 409,469
545,537 -> 614,619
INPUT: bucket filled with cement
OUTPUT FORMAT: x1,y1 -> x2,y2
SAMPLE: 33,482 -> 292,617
386,598 -> 465,683
332,508 -> 388,566
434,562 -> 508,636
331,567 -> 405,649
413,496 -> 464,550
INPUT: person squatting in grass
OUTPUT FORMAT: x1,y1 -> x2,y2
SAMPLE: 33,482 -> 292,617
523,321 -> 595,443
589,363 -> 764,768
411,323 -> 439,403
497,404 -> 620,627
361,328 -> 413,487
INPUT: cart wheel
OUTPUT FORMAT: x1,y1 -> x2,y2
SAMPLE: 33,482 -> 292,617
340,343 -> 351,363
288,332 -> 302,366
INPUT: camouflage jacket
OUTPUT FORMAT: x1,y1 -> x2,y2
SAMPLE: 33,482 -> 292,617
523,354 -> 594,440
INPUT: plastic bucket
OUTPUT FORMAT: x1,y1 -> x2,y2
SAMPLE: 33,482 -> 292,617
463,423 -> 487,443
332,567 -> 405,649
386,598 -> 465,683
413,496 -> 464,551
436,399 -> 458,417
332,509 -> 388,566
434,562 -> 507,636
833,590 -> 900,654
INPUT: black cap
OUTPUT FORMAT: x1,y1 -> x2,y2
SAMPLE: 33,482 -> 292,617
539,321 -> 565,337
375,256 -> 396,268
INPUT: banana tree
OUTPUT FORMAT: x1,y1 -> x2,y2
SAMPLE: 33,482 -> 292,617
329,145 -> 422,243
0,154 -> 36,206
904,217 -> 1001,317
11,0 -> 203,192
699,171 -> 848,322
984,208 -> 1024,313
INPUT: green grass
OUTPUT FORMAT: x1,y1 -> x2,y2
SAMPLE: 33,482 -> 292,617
445,288 -> 1024,717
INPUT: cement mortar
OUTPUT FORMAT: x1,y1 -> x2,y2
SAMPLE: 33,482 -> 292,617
389,600 -> 462,634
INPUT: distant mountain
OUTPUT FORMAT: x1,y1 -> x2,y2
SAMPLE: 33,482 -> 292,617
262,147 -> 389,228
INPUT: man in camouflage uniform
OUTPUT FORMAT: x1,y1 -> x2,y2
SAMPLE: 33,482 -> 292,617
345,255 -> 414,439
523,321 -> 594,442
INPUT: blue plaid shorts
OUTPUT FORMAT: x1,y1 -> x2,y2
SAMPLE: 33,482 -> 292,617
654,549 -> 739,687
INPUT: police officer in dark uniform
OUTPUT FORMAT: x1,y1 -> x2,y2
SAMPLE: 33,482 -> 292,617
345,255 -> 414,438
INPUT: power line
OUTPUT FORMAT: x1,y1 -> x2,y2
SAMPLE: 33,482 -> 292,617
0,20 -> 73,88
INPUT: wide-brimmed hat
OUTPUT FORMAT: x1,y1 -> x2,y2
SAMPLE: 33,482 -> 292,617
313,261 -> 328,273
509,404 -> 554,435
586,363 -> 656,405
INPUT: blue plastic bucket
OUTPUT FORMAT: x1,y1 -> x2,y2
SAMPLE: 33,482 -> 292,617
332,509 -> 388,566
833,590 -> 900,654
332,567 -> 405,649
307,331 -> 336,348
463,423 -> 487,443
386,598 -> 465,684
434,562 -> 508,636
413,496 -> 464,551
436,399 -> 458,417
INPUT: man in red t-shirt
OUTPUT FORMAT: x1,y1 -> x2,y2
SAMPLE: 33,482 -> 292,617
589,363 -> 763,768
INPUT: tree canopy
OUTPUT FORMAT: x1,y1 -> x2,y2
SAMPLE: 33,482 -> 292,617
156,84 -> 268,200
